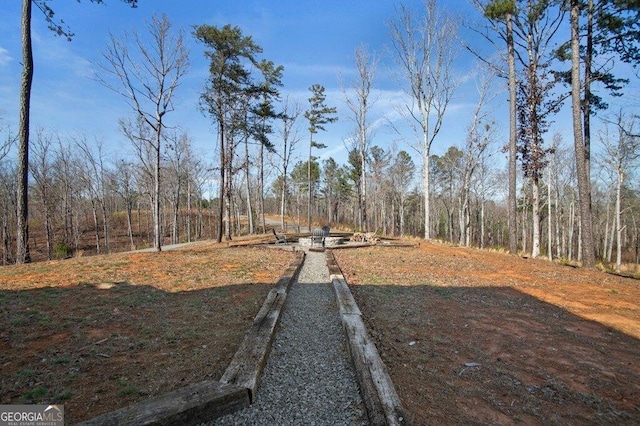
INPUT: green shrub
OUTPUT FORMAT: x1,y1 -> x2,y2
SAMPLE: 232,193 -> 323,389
53,242 -> 72,259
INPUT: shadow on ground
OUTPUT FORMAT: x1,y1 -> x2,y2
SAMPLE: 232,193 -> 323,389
0,281 -> 272,424
351,284 -> 640,425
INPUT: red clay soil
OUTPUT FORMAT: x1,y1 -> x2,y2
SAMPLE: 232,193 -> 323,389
0,242 -> 295,424
333,242 -> 640,425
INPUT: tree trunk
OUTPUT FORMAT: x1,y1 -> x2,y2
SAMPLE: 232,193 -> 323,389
615,169 -> 623,273
584,0 -> 593,181
154,130 -> 162,251
607,208 -> 615,262
44,200 -> 51,260
547,167 -> 553,261
522,193 -> 527,254
604,201 -> 612,262
92,200 -> 100,254
197,198 -> 203,240
16,0 -> 33,264
400,194 -> 405,236
101,201 -> 110,253
360,133 -> 367,232
480,200 -> 485,249
245,173 -> 254,234
217,114 -> 225,243
507,12 -> 518,255
532,178 -> 540,258
578,212 -> 583,262
224,160 -> 232,240
126,202 -> 135,250
243,133 -> 254,234
280,176 -> 287,230
423,131 -> 431,240
571,0 -> 596,267
172,193 -> 180,245
259,144 -> 266,234
307,136 -> 312,231
568,201 -> 574,261
186,178 -> 192,243
555,183 -> 561,259
2,209 -> 8,265
458,193 -> 465,246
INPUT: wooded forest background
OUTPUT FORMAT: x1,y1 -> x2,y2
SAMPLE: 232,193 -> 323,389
2,0 -> 639,269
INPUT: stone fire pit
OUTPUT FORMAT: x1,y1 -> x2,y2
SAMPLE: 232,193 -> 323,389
298,236 -> 344,247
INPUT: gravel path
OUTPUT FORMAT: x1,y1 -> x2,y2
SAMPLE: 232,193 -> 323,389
211,250 -> 368,425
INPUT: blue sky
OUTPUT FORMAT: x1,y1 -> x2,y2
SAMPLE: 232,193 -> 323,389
0,0 -> 637,175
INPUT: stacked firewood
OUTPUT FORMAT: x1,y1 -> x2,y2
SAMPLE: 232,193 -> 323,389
350,232 -> 379,244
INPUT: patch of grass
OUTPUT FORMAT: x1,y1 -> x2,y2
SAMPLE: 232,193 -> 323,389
9,314 -> 28,327
116,377 -> 138,396
433,287 -> 453,300
18,367 -> 37,378
54,390 -> 74,401
36,312 -> 51,326
21,386 -> 48,402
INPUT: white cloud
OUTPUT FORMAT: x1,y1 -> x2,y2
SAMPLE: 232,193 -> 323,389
0,47 -> 12,66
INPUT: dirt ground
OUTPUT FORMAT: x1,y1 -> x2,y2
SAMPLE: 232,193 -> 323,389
333,242 -> 640,425
0,241 -> 295,424
3,234 -> 639,425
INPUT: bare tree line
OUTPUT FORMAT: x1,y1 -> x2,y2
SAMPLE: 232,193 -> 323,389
5,0 -> 640,269
0,127 -> 215,263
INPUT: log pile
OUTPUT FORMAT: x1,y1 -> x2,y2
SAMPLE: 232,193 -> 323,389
350,232 -> 380,244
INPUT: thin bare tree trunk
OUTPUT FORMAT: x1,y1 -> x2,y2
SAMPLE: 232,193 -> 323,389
92,200 -> 100,254
187,178 -> 193,242
616,170 -> 623,272
522,193 -> 527,254
481,200 -> 485,249
604,201 -> 613,262
532,179 -> 540,258
244,136 -> 254,234
259,144 -> 266,234
547,167 -> 553,261
126,203 -> 135,250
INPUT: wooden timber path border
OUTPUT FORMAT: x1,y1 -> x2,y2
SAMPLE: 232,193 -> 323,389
326,250 -> 407,425
77,246 -> 407,425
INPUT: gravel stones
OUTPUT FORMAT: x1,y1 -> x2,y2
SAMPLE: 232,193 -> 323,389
211,250 -> 368,425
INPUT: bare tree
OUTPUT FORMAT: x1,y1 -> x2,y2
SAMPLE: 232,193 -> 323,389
96,13 -> 189,252
389,150 -> 415,235
0,164 -> 15,265
29,129 -> 56,259
0,116 -> 16,264
389,0 -> 460,240
598,112 -> 640,272
74,135 -> 112,254
113,158 -> 138,250
275,97 -> 302,230
52,138 -> 81,252
165,131 -> 191,244
459,67 -> 497,246
342,45 -> 378,232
